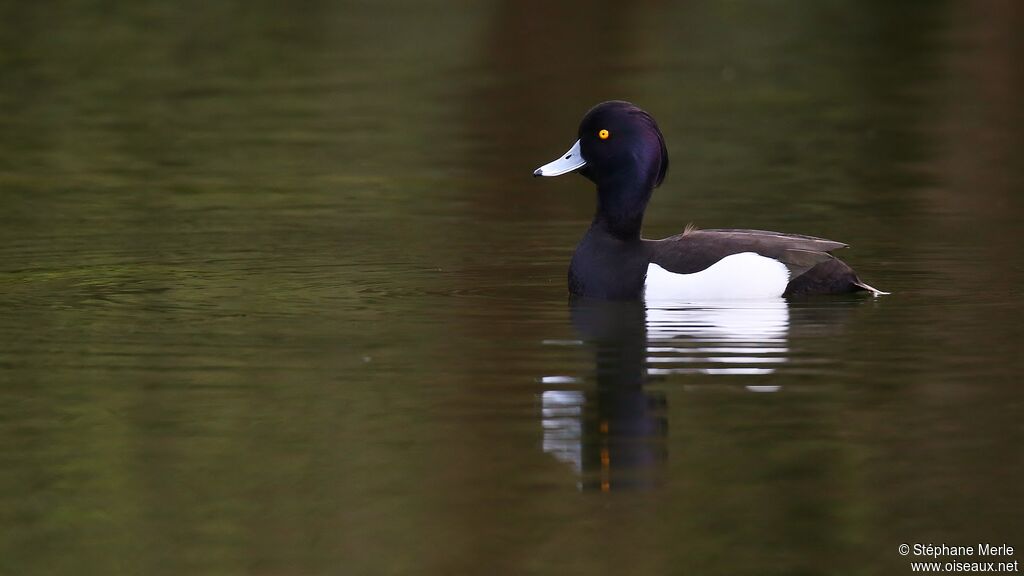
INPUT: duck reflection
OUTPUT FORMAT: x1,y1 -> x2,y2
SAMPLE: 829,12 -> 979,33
542,299 -> 666,490
541,297 -> 791,490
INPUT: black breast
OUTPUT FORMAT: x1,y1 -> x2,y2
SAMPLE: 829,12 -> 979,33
569,229 -> 649,300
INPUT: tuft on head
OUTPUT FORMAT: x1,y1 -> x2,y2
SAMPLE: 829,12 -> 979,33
631,108 -> 669,188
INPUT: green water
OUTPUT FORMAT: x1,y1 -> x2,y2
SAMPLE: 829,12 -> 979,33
1,1 -> 1022,574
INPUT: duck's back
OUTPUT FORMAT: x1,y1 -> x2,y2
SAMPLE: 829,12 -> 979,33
644,228 -> 879,298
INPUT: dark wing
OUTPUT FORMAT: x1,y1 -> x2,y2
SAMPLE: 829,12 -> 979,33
644,228 -> 848,280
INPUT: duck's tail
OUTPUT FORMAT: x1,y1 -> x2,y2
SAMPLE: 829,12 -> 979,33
853,279 -> 889,296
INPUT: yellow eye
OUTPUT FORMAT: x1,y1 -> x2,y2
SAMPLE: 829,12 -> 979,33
598,129 -> 610,140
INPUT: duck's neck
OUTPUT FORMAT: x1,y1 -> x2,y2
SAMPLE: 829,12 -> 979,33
569,169 -> 654,299
592,166 -> 655,240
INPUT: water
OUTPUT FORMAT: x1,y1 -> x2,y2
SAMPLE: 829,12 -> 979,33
1,1 -> 1022,574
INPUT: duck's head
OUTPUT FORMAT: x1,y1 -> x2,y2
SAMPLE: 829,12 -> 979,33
534,101 -> 668,190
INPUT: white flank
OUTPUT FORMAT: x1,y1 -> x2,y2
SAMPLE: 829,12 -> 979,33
644,252 -> 789,302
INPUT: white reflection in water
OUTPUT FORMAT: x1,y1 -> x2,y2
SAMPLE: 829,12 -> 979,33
539,375 -> 581,385
645,299 -> 789,376
540,390 -> 585,474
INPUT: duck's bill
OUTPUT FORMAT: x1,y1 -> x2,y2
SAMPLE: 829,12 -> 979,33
533,139 -> 586,177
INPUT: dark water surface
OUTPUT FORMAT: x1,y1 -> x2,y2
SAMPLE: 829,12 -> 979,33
1,2 -> 1022,574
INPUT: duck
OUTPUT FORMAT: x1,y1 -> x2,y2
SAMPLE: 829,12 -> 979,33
533,100 -> 886,301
